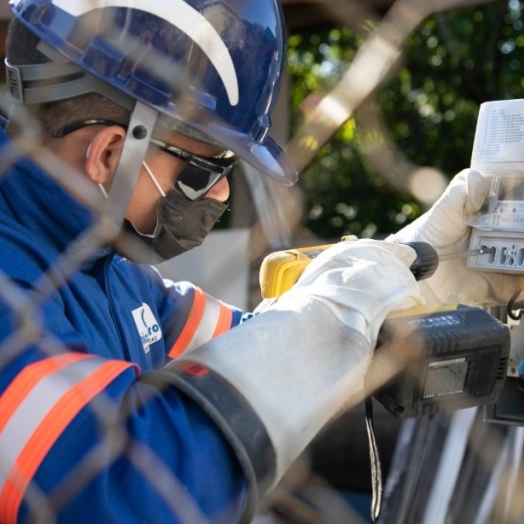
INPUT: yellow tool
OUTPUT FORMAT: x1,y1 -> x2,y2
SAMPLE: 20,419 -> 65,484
259,239 -> 508,419
259,238 -> 493,299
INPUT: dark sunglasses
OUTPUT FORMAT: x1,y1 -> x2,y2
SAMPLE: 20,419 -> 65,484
52,119 -> 236,201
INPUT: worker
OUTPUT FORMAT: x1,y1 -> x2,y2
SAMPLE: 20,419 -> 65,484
0,1 -> 423,522
0,1 -> 519,523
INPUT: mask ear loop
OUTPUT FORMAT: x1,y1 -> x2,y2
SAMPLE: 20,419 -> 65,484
98,184 -> 109,199
86,143 -> 109,200
143,161 -> 166,197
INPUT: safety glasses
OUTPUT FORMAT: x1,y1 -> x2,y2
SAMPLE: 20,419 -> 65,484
148,137 -> 236,201
51,119 -> 237,201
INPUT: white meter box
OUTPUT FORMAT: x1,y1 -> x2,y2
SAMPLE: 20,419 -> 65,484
467,99 -> 524,274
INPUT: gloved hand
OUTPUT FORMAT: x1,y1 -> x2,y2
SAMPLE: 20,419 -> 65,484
273,238 -> 425,344
169,239 -> 425,511
388,168 -> 524,307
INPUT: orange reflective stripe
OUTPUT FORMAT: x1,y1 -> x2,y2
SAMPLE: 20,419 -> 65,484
168,288 -> 206,358
0,357 -> 137,524
212,304 -> 233,338
0,353 -> 92,434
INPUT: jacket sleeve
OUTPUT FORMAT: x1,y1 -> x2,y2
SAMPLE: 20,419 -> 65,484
0,294 -> 248,524
141,265 -> 248,359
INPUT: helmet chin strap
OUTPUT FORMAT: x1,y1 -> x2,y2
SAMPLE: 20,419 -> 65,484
96,101 -> 158,242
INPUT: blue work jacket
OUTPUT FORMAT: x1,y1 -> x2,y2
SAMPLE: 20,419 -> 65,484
0,123 -> 248,523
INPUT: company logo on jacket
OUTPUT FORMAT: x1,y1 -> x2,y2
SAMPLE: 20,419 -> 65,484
132,303 -> 162,353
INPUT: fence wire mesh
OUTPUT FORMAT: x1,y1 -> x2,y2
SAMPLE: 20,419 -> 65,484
0,1 -> 523,523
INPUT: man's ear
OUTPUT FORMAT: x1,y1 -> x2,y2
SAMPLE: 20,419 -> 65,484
84,126 -> 127,184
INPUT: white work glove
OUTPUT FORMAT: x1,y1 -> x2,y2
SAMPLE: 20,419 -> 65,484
176,240 -> 425,488
273,239 -> 425,345
389,168 -> 523,307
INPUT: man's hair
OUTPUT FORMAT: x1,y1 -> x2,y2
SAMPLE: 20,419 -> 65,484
5,18 -> 130,140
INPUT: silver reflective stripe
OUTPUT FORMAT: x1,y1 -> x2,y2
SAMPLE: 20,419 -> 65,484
51,0 -> 239,105
0,357 -> 102,493
185,292 -> 223,353
168,289 -> 233,358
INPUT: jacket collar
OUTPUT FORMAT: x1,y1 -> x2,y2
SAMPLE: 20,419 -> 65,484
0,123 -> 111,258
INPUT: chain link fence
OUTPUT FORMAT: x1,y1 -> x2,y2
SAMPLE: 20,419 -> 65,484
1,1 -> 523,523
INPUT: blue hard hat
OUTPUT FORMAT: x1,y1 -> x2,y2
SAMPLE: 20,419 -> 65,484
8,0 -> 297,185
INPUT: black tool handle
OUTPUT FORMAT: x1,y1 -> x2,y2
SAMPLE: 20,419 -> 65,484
405,241 -> 439,281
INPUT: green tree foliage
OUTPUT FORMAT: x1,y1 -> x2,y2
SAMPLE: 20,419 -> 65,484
288,0 -> 524,240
